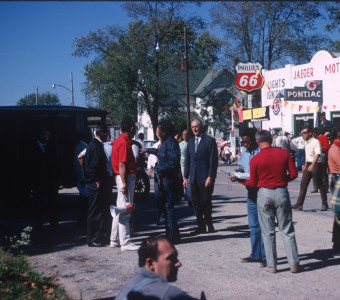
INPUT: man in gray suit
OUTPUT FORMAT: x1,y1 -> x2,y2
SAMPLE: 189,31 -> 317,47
183,119 -> 218,235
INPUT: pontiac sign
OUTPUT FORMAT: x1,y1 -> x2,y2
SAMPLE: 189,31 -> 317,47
284,80 -> 323,102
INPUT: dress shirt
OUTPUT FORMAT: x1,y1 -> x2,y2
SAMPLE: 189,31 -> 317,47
147,141 -> 160,169
305,137 -> 321,163
179,141 -> 188,167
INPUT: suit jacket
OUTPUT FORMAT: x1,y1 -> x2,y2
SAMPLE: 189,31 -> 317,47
184,134 -> 218,185
30,140 -> 59,188
84,138 -> 109,184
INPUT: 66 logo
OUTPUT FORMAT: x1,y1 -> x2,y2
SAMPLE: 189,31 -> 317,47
234,62 -> 264,92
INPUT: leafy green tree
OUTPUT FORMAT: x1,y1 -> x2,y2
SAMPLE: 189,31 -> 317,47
17,92 -> 61,106
72,1 -> 222,135
325,2 -> 340,52
210,1 -> 331,71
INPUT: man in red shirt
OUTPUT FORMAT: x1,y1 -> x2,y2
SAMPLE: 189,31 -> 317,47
110,117 -> 139,251
240,130 -> 302,273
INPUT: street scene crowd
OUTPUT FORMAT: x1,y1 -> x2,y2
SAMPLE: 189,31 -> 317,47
28,113 -> 340,299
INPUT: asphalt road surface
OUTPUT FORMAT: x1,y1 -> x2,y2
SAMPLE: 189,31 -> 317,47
2,165 -> 338,300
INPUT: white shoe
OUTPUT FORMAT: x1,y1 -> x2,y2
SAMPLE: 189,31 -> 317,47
110,241 -> 120,248
121,242 -> 139,251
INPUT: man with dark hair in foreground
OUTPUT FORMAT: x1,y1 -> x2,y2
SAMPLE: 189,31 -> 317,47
115,236 -> 198,300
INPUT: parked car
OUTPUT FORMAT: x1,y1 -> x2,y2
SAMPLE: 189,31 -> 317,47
144,140 -> 156,148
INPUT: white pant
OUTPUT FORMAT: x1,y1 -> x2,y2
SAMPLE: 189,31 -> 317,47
110,174 -> 136,246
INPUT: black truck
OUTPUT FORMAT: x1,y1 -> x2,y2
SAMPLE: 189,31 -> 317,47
0,105 -> 107,216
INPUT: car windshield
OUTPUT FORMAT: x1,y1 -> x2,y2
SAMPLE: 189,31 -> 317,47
144,140 -> 156,147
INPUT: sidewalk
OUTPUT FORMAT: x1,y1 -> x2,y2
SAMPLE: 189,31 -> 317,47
2,166 -> 339,299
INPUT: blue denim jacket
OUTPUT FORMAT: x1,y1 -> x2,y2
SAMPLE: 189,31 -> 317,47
147,135 -> 180,175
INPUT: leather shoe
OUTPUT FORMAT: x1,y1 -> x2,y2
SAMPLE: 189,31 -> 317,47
261,260 -> 267,267
207,225 -> 216,233
310,190 -> 318,193
241,257 -> 262,263
290,265 -> 303,273
320,203 -> 329,211
88,242 -> 106,247
190,228 -> 206,236
292,203 -> 303,210
265,266 -> 277,273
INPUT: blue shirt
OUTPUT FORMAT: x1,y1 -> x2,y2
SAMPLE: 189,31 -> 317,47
238,146 -> 260,200
238,146 -> 260,173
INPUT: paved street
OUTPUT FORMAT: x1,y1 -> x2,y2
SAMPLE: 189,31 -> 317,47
4,165 -> 338,299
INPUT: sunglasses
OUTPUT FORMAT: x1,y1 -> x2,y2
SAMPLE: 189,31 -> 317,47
301,131 -> 309,135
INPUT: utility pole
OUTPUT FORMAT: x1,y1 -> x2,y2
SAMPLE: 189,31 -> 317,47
70,72 -> 74,106
36,87 -> 38,105
184,27 -> 190,134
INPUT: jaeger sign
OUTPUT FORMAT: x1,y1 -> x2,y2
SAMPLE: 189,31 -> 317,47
284,80 -> 323,102
234,62 -> 264,92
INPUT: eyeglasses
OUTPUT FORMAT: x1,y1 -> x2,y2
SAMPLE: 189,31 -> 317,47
241,141 -> 251,145
301,131 -> 308,135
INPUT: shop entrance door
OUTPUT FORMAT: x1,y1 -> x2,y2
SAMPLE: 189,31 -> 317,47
294,114 -> 314,135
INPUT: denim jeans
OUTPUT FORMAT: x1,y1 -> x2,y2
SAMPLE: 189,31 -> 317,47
161,176 -> 180,241
257,187 -> 299,268
247,188 -> 266,261
295,149 -> 305,171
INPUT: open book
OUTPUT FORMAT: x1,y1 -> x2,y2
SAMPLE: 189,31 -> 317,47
221,169 -> 250,180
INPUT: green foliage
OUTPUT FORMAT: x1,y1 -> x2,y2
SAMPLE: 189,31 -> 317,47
0,248 -> 72,300
5,226 -> 32,256
325,2 -> 340,52
72,1 -> 222,135
17,92 -> 61,106
210,1 -> 332,70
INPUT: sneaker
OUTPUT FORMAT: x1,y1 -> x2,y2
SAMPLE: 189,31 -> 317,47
121,243 -> 139,251
110,241 -> 120,248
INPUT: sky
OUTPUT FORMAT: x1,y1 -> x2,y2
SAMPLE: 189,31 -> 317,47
0,1 -> 214,107
1,1 -> 337,108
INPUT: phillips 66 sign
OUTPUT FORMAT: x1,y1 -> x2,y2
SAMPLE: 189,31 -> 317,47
234,62 -> 264,92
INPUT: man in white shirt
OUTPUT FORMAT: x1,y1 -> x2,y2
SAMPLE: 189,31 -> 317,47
292,126 -> 328,211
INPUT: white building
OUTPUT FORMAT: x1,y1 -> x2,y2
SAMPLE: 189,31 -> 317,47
260,50 -> 340,135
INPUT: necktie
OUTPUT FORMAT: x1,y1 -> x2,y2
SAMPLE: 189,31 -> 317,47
195,137 -> 199,152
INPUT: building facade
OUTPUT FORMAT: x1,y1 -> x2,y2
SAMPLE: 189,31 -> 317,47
260,50 -> 340,135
